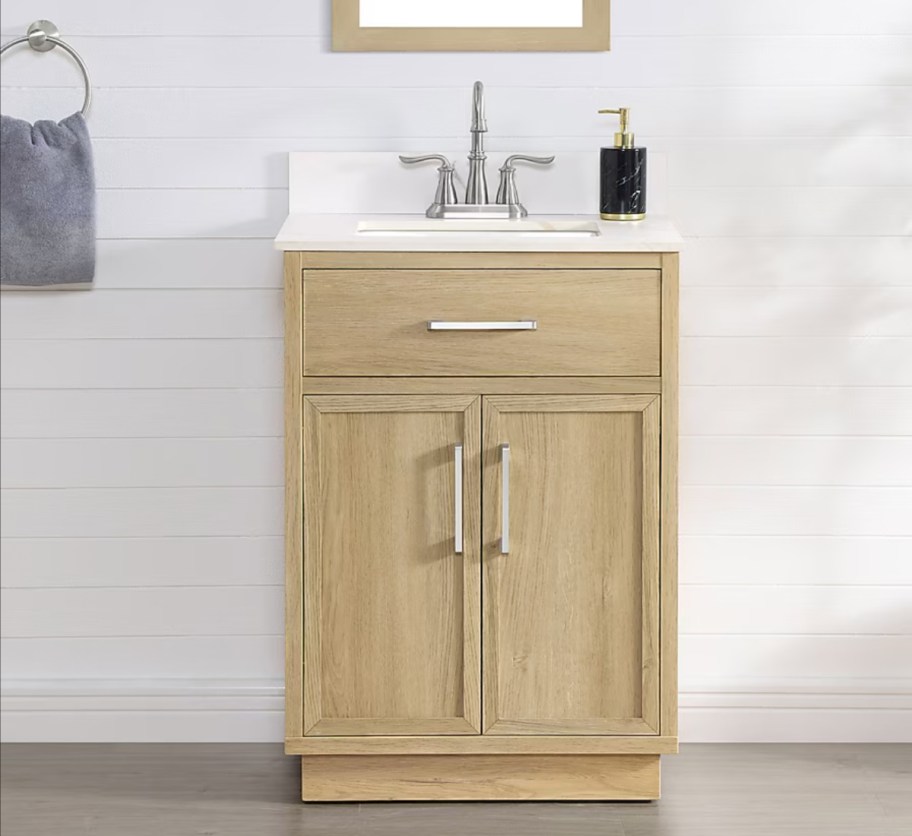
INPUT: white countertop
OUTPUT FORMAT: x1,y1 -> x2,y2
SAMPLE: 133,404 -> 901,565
274,213 -> 682,253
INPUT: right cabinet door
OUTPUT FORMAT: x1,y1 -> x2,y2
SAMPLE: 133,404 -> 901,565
482,395 -> 660,735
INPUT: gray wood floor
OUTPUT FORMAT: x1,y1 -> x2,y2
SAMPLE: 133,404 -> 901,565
1,744 -> 910,835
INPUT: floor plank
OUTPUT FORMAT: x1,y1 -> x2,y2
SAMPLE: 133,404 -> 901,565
1,744 -> 909,836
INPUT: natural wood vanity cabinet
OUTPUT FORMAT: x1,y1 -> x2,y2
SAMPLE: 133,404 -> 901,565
284,250 -> 679,802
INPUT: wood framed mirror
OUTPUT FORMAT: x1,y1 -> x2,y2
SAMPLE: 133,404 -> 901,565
332,0 -> 610,52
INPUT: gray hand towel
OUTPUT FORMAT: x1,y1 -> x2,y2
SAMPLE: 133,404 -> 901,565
1,112 -> 96,288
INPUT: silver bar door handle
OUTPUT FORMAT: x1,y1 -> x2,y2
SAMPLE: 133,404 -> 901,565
501,443 -> 510,554
428,320 -> 537,332
454,444 -> 464,554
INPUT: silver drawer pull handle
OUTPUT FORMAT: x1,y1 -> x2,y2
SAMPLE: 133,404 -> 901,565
428,320 -> 538,332
501,443 -> 510,555
454,443 -> 464,555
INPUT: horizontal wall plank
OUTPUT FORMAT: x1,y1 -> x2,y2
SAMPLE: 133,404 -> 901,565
681,437 -> 912,486
681,486 -> 912,536
0,438 -> 283,488
680,708 -> 912,744
618,1 -> 912,35
662,137 -> 912,187
681,536 -> 912,585
682,237 -> 912,287
2,87 -> 909,139
3,35 -> 911,89
96,189 -> 286,240
0,389 -> 282,438
0,488 -> 283,537
682,288 -> 912,337
0,709 -> 283,744
0,290 -> 283,339
92,240 -> 282,288
4,0 -> 910,36
81,137 -> 912,189
682,337 -> 912,385
0,340 -> 283,389
0,636 -> 282,679
680,586 -> 912,635
0,537 -> 283,588
681,386 -> 912,436
670,186 -> 912,237
681,635 -> 912,680
0,587 -> 283,637
0,0 -> 324,36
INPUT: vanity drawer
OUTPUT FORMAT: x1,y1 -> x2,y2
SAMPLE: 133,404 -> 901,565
303,269 -> 661,377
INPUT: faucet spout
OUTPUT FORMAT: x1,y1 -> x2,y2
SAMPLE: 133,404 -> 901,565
471,80 -> 487,133
466,80 -> 489,204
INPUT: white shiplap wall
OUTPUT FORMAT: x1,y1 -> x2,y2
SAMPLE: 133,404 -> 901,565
1,0 -> 911,743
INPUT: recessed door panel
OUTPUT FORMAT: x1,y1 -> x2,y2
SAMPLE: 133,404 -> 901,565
482,395 -> 660,735
303,395 -> 481,735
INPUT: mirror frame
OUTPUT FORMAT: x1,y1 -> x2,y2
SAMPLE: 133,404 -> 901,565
332,0 -> 610,52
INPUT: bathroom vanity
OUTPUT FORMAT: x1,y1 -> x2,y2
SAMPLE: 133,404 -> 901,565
276,153 -> 681,802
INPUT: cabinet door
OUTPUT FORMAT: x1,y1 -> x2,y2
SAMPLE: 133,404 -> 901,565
482,395 -> 660,735
303,395 -> 481,735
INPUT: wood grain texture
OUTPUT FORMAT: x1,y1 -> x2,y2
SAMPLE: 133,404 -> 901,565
302,395 -> 481,736
303,270 -> 661,377
303,377 -> 662,395
332,0 -> 610,52
286,735 -> 678,756
301,754 -> 660,802
299,251 -> 662,270
482,395 -> 661,735
283,253 -> 303,739
661,252 -> 680,739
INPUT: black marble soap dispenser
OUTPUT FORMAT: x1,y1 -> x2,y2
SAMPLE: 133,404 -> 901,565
598,107 -> 647,221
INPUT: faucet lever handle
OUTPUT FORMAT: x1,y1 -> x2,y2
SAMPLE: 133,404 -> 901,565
399,154 -> 454,169
502,154 -> 556,169
399,154 -> 458,214
495,155 -> 555,215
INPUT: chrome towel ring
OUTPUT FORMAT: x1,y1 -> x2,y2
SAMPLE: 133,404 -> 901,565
0,20 -> 91,116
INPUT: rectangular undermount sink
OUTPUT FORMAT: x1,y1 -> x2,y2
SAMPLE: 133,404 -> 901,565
357,219 -> 601,238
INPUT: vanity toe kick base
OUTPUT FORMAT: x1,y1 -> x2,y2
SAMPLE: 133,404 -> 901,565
301,754 -> 660,802
284,250 -> 679,802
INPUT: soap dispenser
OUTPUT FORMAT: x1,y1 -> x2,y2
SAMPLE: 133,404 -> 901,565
598,107 -> 647,221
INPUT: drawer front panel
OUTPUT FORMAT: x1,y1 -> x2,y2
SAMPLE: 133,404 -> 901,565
303,269 -> 661,377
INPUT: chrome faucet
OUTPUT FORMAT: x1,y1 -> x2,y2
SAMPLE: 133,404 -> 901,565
400,81 -> 554,219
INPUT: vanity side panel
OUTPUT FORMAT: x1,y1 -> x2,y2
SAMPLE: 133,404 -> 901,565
284,252 -> 304,739
660,252 -> 679,739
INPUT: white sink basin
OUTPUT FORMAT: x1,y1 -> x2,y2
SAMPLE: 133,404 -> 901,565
357,219 -> 601,238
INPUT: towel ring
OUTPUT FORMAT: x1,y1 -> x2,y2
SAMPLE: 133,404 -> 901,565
0,20 -> 91,116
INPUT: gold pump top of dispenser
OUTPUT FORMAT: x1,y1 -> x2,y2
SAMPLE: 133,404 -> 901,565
599,107 -> 636,149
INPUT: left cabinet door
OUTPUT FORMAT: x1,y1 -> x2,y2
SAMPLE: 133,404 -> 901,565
302,395 -> 481,736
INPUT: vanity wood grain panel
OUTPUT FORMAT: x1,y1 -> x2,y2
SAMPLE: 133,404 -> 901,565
482,395 -> 660,735
284,248 -> 678,801
286,735 -> 678,756
302,395 -> 481,736
303,269 -> 661,377
301,754 -> 659,802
